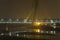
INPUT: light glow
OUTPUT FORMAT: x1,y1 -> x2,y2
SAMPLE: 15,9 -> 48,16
33,22 -> 41,26
34,29 -> 40,33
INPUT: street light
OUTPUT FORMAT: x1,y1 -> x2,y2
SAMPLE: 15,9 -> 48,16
33,22 -> 41,26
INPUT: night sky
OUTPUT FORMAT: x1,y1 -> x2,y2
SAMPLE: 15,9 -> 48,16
0,0 -> 60,19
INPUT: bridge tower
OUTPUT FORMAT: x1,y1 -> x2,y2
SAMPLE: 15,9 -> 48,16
32,0 -> 56,40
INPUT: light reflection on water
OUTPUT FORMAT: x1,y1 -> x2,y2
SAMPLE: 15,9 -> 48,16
11,28 -> 55,40
0,23 -> 56,40
33,29 -> 40,33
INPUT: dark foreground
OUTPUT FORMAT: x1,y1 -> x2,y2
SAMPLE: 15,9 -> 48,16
0,35 -> 51,40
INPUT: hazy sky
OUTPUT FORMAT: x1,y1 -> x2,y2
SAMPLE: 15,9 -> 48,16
0,0 -> 60,19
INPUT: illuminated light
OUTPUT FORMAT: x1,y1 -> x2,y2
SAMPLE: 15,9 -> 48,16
16,34 -> 19,37
1,18 -> 4,21
34,29 -> 40,33
53,26 -> 56,29
33,22 -> 41,26
50,20 -> 54,23
16,19 -> 19,22
50,31 -> 53,34
9,32 -> 11,36
23,34 -> 26,37
25,11 -> 32,23
1,33 -> 4,35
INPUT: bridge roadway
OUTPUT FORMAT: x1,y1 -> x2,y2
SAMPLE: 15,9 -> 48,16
0,19 -> 60,23
0,19 -> 60,28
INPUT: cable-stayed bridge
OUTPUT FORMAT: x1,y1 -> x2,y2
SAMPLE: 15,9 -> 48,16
0,18 -> 60,39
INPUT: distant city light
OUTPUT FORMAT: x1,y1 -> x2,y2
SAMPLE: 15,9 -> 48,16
1,18 -> 4,21
34,29 -> 40,33
0,33 -> 4,36
46,31 -> 49,33
9,18 -> 12,21
16,34 -> 19,37
16,19 -> 19,21
50,31 -> 54,34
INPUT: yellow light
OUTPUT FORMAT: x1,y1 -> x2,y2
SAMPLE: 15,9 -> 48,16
34,29 -> 40,33
33,22 -> 41,26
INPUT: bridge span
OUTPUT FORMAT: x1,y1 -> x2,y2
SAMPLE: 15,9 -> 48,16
0,18 -> 60,23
